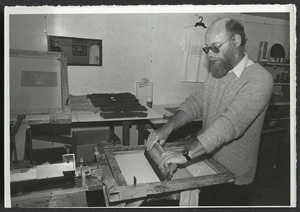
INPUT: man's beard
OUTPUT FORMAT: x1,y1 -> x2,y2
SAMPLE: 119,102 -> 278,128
208,50 -> 237,79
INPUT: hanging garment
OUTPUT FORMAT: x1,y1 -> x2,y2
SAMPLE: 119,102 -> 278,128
89,44 -> 99,64
180,27 -> 209,82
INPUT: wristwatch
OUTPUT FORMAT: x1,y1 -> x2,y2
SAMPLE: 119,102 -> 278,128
182,146 -> 191,161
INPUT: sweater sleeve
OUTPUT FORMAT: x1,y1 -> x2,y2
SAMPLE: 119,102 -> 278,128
177,83 -> 204,120
198,70 -> 274,154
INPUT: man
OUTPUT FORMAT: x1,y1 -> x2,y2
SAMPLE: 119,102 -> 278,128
146,18 -> 273,206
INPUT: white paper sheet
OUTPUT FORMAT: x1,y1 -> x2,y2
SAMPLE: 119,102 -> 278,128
115,152 -> 217,185
10,168 -> 37,183
36,162 -> 75,180
115,152 -> 160,185
186,161 -> 217,176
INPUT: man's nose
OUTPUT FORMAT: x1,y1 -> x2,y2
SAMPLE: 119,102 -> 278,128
208,51 -> 216,59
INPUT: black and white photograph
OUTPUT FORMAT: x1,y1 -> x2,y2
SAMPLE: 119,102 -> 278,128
4,5 -> 296,208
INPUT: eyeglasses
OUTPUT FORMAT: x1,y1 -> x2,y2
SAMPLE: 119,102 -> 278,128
202,37 -> 232,54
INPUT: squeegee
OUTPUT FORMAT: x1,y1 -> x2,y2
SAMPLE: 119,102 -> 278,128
144,142 -> 177,181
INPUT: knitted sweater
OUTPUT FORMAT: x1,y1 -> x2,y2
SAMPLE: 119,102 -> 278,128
179,63 -> 273,185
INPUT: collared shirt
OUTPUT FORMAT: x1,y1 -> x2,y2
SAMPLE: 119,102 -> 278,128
228,53 -> 254,78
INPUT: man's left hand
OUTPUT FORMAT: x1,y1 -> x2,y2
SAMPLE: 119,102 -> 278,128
159,151 -> 187,169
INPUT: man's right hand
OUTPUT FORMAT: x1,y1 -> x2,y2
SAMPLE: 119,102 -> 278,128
146,110 -> 190,151
145,126 -> 171,151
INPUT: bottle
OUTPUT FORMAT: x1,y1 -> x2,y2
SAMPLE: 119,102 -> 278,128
146,96 -> 153,108
80,157 -> 83,168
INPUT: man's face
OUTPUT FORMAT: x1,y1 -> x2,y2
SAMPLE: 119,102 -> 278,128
205,30 -> 238,78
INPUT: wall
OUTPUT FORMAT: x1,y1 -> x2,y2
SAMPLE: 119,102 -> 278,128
9,13 -> 237,105
9,13 -> 290,104
9,13 -> 290,148
240,14 -> 290,62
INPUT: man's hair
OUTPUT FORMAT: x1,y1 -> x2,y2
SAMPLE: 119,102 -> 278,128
225,19 -> 247,46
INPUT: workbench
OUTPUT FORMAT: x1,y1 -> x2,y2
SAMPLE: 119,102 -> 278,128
9,103 -> 206,207
99,141 -> 235,207
10,105 -> 162,141
9,140 -> 234,207
10,164 -> 103,207
10,103 -> 202,160
10,105 -> 164,161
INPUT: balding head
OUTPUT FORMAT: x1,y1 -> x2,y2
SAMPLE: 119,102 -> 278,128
205,18 -> 230,46
207,18 -> 229,38
203,18 -> 247,78
206,18 -> 247,48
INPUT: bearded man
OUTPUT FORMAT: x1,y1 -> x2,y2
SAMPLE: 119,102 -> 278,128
146,18 -> 274,206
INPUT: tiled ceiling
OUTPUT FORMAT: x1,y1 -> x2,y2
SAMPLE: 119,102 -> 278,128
242,13 -> 289,20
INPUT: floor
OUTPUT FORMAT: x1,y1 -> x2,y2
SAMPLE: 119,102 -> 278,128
249,143 -> 291,206
249,171 -> 290,206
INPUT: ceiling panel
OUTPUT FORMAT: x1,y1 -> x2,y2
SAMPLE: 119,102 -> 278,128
242,13 -> 289,21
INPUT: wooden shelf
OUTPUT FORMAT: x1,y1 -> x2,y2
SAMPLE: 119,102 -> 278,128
262,59 -> 290,135
269,95 -> 290,106
269,102 -> 289,106
266,117 -> 290,121
274,83 -> 290,86
262,127 -> 289,134
262,62 -> 290,68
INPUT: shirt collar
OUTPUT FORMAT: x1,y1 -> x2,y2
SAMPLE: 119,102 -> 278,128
229,53 -> 254,78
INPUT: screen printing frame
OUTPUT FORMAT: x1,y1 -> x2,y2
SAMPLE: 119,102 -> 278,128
10,49 -> 69,115
102,142 -> 235,205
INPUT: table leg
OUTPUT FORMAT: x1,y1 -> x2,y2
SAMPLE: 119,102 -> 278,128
24,126 -> 33,161
71,130 -> 78,157
102,185 -> 126,207
108,125 -> 115,144
137,124 -> 146,145
122,121 -> 132,146
11,135 -> 18,161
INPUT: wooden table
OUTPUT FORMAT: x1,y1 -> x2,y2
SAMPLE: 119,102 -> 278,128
10,105 -> 163,145
151,103 -> 180,124
10,164 -> 103,208
100,142 -> 235,207
10,103 -> 201,157
10,106 -> 164,162
73,106 -> 162,146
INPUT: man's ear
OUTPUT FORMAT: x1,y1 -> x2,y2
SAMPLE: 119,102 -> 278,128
233,34 -> 242,47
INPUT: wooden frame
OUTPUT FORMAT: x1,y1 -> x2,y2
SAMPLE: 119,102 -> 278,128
47,35 -> 103,66
102,142 -> 235,205
72,44 -> 87,56
72,38 -> 87,44
10,49 -> 69,115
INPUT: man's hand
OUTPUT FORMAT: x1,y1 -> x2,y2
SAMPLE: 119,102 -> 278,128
146,126 -> 171,151
159,151 -> 187,169
146,110 -> 191,151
